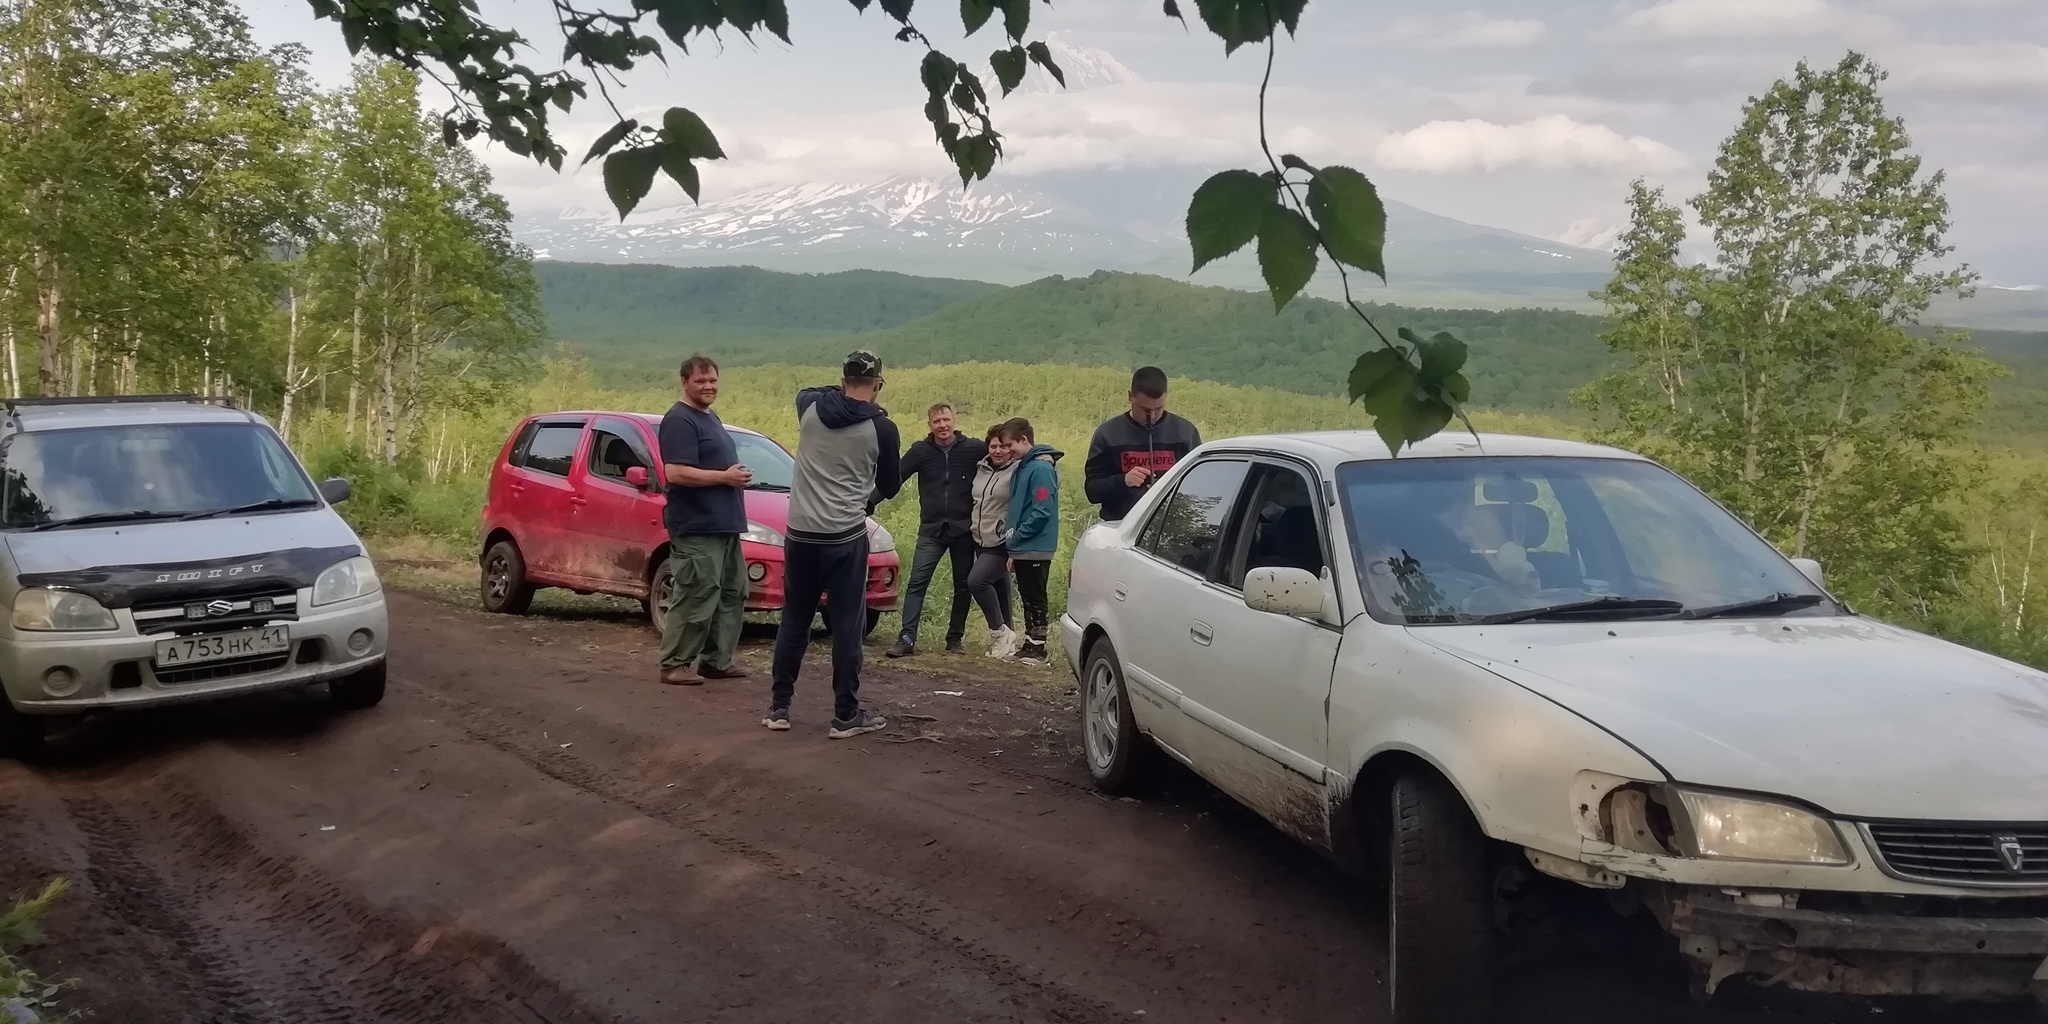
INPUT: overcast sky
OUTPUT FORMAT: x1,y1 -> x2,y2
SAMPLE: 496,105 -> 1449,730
241,0 -> 2048,284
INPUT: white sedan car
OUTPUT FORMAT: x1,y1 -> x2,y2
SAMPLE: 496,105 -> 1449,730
1060,431 -> 2048,1023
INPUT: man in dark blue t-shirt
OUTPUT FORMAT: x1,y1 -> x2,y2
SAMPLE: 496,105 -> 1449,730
656,354 -> 751,685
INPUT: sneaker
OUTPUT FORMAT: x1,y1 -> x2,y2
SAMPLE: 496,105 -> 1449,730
944,638 -> 967,654
660,665 -> 704,686
986,626 -> 1019,659
827,709 -> 888,739
761,707 -> 791,731
698,663 -> 752,679
885,637 -> 915,659
1013,640 -> 1050,667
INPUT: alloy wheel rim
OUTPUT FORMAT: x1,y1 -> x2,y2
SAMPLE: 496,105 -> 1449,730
1085,660 -> 1120,773
486,555 -> 510,602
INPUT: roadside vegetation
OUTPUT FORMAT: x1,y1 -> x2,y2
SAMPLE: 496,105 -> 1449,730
0,880 -> 72,1024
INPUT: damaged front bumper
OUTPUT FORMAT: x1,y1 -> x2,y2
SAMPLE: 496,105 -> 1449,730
1654,886 -> 2048,1000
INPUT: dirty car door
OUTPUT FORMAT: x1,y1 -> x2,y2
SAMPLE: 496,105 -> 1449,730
567,416 -> 663,594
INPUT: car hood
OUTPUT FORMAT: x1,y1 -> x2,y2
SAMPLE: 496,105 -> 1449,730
3,510 -> 363,578
1412,617 -> 2048,821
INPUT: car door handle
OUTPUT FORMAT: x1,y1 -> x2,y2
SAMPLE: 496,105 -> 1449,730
1113,586 -> 1128,601
569,495 -> 588,506
1190,622 -> 1213,646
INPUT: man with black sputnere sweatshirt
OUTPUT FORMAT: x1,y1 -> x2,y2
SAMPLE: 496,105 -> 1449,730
885,402 -> 986,659
766,350 -> 903,738
1084,366 -> 1203,522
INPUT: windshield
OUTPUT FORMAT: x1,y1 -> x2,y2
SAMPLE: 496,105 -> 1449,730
1338,456 -> 1833,624
730,431 -> 795,491
0,422 -> 319,530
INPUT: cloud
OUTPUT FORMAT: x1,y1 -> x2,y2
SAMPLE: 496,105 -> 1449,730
1616,0 -> 1883,39
1384,12 -> 1548,50
1891,43 -> 2048,91
1373,115 -> 1691,174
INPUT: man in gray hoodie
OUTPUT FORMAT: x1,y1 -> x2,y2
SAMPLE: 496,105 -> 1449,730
766,350 -> 903,738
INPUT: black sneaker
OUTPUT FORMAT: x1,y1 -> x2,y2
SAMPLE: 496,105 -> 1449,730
944,638 -> 967,654
827,709 -> 888,739
762,707 -> 791,731
1014,640 -> 1051,667
884,637 -> 915,658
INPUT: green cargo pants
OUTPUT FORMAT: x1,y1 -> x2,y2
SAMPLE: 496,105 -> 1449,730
659,533 -> 746,672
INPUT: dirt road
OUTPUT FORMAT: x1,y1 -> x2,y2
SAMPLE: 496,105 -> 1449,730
0,589 -> 2035,1023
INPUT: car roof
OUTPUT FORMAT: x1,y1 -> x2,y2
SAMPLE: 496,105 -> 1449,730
3,396 -> 260,433
531,410 -> 767,439
1198,430 -> 1648,466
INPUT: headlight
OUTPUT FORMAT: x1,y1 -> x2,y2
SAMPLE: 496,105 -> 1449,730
867,520 -> 895,553
1675,789 -> 1848,865
11,588 -> 116,631
742,520 -> 785,547
312,556 -> 382,607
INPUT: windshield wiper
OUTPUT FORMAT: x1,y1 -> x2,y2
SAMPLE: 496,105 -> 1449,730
1684,592 -> 1826,619
27,509 -> 181,531
746,483 -> 791,492
178,498 -> 321,521
1471,596 -> 1686,625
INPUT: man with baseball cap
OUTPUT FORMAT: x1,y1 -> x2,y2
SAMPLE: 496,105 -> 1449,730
765,350 -> 904,738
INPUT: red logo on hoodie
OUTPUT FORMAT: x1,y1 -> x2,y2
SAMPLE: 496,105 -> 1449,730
1035,486 -> 1050,502
1119,451 -> 1178,474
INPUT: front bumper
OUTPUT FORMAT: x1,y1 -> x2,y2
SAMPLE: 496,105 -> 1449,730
0,592 -> 388,715
738,546 -> 901,614
1652,886 -> 2048,1000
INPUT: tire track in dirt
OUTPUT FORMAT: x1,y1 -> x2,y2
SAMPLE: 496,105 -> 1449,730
398,675 -> 1139,1024
61,776 -> 617,1024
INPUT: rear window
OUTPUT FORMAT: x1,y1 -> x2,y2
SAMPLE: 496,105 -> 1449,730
520,425 -> 582,477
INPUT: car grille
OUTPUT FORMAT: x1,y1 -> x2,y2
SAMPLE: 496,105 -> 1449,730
152,652 -> 291,685
1865,822 -> 2048,886
131,588 -> 299,636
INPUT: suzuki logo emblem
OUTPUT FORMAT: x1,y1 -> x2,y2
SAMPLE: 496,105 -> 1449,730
205,600 -> 234,617
1994,835 -> 2026,873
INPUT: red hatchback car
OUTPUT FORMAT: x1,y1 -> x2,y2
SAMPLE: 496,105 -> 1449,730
478,411 -> 901,637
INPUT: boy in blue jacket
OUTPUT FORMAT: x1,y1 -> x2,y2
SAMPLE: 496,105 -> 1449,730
1000,418 -> 1062,666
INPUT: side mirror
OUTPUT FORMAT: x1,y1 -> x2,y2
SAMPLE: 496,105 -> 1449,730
1245,566 -> 1325,619
624,466 -> 650,489
319,478 -> 352,505
1790,557 -> 1824,589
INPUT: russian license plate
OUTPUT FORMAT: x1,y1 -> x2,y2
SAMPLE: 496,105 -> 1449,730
155,626 -> 290,667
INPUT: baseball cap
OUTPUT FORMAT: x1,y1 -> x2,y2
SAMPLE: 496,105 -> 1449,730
843,349 -> 884,379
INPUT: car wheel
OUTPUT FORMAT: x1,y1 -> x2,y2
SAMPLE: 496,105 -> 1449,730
330,661 -> 387,711
647,560 -> 676,637
1080,637 -> 1160,795
0,700 -> 44,760
481,540 -> 536,615
1386,771 -> 1494,1024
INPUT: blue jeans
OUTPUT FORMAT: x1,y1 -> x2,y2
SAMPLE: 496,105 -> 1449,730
770,536 -> 870,720
898,528 -> 975,645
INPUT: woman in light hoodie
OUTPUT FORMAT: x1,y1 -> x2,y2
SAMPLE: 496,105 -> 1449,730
966,423 -> 1020,657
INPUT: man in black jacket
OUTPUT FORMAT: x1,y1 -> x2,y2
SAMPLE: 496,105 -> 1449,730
885,402 -> 986,658
1084,366 -> 1203,522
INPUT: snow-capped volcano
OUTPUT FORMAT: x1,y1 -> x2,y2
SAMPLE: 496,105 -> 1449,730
978,33 -> 1141,95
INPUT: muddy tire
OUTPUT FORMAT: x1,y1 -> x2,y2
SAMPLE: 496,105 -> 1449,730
1080,637 -> 1161,796
812,608 -> 883,640
646,560 -> 676,637
0,699 -> 43,760
480,541 -> 536,615
1387,771 -> 1493,1024
330,661 -> 387,711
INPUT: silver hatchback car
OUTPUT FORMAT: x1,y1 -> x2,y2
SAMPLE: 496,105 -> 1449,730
0,395 -> 389,755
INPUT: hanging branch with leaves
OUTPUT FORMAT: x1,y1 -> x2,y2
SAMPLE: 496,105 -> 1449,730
309,0 -> 1478,452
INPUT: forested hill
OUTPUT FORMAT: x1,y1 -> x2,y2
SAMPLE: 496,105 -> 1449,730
537,262 -> 2048,417
537,263 -> 1002,367
753,271 -> 1614,408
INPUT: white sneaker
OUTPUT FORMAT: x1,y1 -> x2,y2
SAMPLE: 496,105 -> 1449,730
986,626 -> 1018,659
